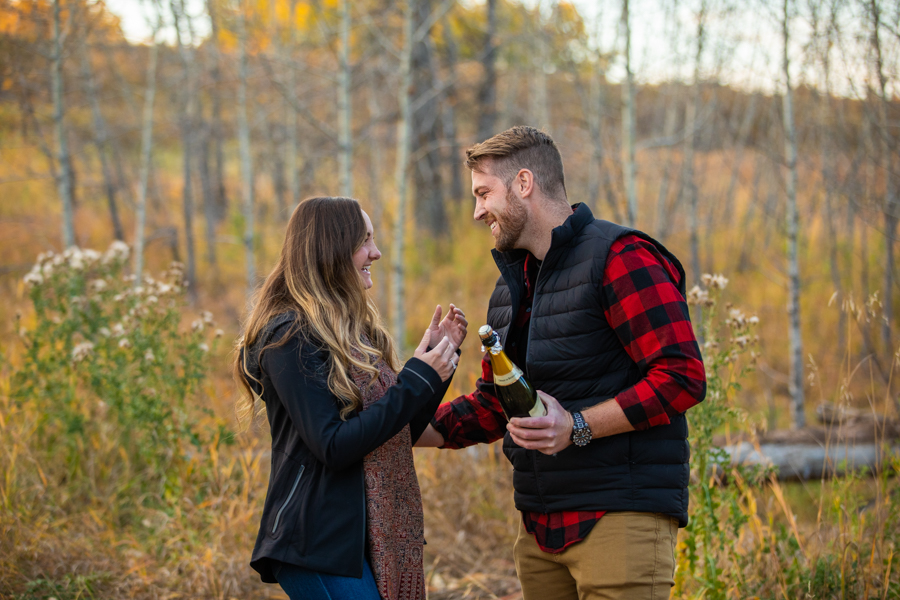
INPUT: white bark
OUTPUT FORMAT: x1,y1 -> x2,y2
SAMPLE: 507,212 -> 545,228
391,0 -> 414,351
338,0 -> 353,197
782,0 -> 805,428
238,3 -> 256,293
620,0 -> 637,227
133,11 -> 162,287
51,0 -> 75,248
683,0 -> 707,285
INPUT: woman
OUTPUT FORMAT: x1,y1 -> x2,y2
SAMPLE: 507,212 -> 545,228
234,197 -> 466,600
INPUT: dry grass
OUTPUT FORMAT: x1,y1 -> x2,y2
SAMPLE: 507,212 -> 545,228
1,130 -> 899,598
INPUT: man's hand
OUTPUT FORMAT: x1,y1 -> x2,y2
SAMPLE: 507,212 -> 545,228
506,391 -> 574,455
427,304 -> 468,350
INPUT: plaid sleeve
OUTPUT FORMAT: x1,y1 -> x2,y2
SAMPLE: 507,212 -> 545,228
602,235 -> 706,431
430,352 -> 509,449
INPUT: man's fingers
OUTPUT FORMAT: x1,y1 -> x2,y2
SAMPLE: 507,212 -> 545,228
507,422 -> 553,440
430,305 -> 442,329
509,416 -> 554,428
416,328 -> 431,353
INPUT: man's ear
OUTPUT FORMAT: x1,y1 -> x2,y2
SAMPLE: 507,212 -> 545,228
516,168 -> 535,199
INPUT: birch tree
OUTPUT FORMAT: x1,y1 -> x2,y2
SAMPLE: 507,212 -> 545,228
133,3 -> 162,286
682,0 -> 708,285
51,0 -> 75,248
781,0 -> 805,427
392,0 -> 414,348
620,0 -> 637,227
391,0 -> 456,348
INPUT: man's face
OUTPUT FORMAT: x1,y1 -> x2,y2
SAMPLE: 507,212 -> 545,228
472,168 -> 528,252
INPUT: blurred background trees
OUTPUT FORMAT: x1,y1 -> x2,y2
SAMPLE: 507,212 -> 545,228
1,0 -> 899,428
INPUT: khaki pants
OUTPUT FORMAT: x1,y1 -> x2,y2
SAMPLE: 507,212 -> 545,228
513,511 -> 678,600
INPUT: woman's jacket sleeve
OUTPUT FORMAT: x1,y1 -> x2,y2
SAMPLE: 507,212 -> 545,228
262,333 -> 444,471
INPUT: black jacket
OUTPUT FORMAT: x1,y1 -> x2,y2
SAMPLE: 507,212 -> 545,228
244,314 -> 448,582
486,204 -> 699,526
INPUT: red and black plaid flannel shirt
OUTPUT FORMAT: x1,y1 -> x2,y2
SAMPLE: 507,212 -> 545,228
431,234 -> 706,553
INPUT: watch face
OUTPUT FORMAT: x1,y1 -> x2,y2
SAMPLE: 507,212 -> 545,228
573,428 -> 591,446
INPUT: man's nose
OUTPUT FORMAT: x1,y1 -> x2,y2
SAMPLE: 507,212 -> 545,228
473,199 -> 486,221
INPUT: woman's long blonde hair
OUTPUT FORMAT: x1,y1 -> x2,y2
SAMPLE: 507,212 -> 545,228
233,197 -> 398,420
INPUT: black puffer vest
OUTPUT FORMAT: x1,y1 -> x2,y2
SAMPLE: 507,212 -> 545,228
489,203 -> 692,526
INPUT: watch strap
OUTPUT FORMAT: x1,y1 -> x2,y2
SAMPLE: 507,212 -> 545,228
570,411 -> 592,446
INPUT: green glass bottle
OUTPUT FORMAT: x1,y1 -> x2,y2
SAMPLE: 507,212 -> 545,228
478,325 -> 546,419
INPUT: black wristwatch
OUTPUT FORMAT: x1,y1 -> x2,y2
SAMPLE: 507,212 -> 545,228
570,411 -> 592,447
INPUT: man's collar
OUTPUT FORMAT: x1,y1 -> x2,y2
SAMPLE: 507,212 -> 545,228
491,202 -> 594,269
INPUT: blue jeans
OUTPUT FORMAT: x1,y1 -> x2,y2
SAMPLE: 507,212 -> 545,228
273,560 -> 382,600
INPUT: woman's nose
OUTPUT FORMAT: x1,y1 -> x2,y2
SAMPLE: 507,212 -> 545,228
371,244 -> 382,260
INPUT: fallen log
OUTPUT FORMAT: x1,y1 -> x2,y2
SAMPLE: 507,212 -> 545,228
723,442 -> 900,480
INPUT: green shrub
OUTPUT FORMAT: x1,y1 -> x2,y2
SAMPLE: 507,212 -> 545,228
12,243 -> 224,512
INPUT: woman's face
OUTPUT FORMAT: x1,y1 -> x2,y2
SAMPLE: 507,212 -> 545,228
351,210 -> 381,289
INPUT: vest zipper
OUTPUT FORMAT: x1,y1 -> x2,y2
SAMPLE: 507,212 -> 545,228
272,465 -> 304,533
526,258 -> 549,512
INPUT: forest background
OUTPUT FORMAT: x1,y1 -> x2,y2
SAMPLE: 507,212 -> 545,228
1,0 -> 899,598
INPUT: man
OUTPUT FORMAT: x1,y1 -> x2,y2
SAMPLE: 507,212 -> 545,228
416,126 -> 706,599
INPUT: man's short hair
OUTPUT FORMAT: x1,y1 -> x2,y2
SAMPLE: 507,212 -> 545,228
465,126 -> 567,201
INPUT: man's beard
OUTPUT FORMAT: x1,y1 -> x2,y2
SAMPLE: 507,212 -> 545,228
494,189 -> 528,252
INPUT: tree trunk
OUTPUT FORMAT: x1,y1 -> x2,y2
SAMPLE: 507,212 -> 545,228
655,96 -> 678,240
338,0 -> 353,197
392,0 -> 414,351
818,9 -> 846,352
621,0 -> 637,227
682,0 -> 706,285
80,41 -> 124,241
586,69 -> 606,214
782,0 -> 805,428
51,0 -> 75,248
207,0 -> 228,222
237,4 -> 256,294
198,127 -> 217,267
869,0 -> 895,354
133,19 -> 161,286
476,0 -> 497,142
530,3 -> 549,129
368,88 -> 387,312
171,0 -> 198,303
411,0 -> 446,236
441,19 -> 464,202
288,0 -> 301,208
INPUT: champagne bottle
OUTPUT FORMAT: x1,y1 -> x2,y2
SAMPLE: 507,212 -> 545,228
478,325 -> 546,419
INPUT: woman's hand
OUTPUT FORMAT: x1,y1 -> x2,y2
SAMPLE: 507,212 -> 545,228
426,304 -> 468,351
414,328 -> 459,382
